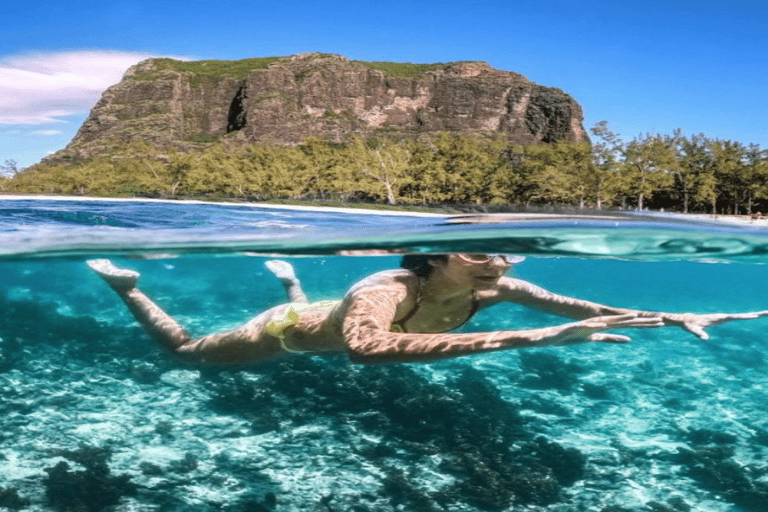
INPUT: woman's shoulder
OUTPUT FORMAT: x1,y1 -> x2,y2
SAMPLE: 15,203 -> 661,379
346,269 -> 418,297
355,268 -> 417,287
476,276 -> 531,304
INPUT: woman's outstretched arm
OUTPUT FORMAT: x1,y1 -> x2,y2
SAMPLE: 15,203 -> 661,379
497,277 -> 768,340
341,281 -> 663,365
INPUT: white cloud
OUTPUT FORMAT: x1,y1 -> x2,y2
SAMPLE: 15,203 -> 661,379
29,129 -> 63,136
0,50 -> 189,125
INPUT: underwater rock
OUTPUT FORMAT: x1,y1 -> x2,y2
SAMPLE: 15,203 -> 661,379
154,420 -> 174,438
654,496 -> 692,511
264,491 -> 277,508
519,393 -> 572,416
250,410 -> 283,434
450,366 -> 526,432
672,446 -> 768,512
645,503 -> 679,512
684,428 -> 738,445
382,469 -> 442,512
43,445 -> 137,512
209,371 -> 275,414
233,499 -> 274,512
130,361 -> 162,384
139,461 -> 164,476
750,426 -> 768,447
604,502 -> 691,512
0,293 -> 150,372
516,351 -> 587,392
0,335 -> 23,374
521,435 -> 586,486
168,452 -> 199,474
0,486 -> 30,511
580,381 -> 613,400
458,460 -> 560,508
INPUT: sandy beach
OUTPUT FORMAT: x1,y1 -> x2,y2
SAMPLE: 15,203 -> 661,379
679,212 -> 768,227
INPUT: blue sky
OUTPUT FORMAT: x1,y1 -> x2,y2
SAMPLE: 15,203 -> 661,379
2,0 -> 766,169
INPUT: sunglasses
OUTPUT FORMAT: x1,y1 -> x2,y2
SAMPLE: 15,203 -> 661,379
455,254 -> 525,265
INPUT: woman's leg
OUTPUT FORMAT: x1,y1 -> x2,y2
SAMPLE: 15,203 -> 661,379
173,309 -> 283,364
87,259 -> 284,364
87,259 -> 192,352
264,260 -> 308,303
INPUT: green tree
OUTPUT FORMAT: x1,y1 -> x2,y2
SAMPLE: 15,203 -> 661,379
674,133 -> 712,214
560,141 -> 598,209
709,139 -> 748,214
746,144 -> 768,214
401,137 -> 444,204
350,137 -> 412,205
164,151 -> 194,195
426,133 -> 513,204
694,170 -> 720,215
480,136 -> 520,205
300,137 -> 356,200
405,135 -> 452,204
520,143 -> 577,205
1,159 -> 20,178
107,158 -> 166,197
246,144 -> 305,198
590,121 -> 625,209
517,142 -> 594,207
621,133 -> 676,210
185,144 -> 241,196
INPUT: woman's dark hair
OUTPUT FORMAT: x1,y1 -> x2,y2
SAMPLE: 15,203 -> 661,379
400,254 -> 449,277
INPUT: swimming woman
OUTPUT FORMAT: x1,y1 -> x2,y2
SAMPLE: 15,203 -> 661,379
87,254 -> 766,365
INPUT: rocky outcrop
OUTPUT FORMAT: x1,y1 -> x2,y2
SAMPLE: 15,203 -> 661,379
48,53 -> 588,163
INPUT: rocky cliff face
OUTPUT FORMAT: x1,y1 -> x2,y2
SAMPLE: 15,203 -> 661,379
49,53 -> 588,163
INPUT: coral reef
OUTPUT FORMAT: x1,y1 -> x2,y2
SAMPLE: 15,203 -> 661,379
208,359 -> 585,510
517,350 -> 587,392
43,445 -> 137,512
0,486 -> 30,511
671,441 -> 768,512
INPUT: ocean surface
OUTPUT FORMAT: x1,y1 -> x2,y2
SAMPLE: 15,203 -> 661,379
2,196 -> 768,512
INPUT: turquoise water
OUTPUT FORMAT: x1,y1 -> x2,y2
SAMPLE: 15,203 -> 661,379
2,197 -> 768,512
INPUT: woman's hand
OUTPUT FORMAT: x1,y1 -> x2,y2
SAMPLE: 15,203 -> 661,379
544,314 -> 665,346
662,311 -> 768,340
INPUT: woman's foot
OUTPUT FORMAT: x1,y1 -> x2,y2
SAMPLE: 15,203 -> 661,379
264,260 -> 298,283
264,260 -> 307,303
87,259 -> 140,290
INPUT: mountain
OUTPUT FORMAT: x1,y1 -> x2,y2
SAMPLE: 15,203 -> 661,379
46,53 -> 588,164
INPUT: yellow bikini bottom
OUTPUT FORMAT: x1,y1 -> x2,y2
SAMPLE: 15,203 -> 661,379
265,301 -> 340,353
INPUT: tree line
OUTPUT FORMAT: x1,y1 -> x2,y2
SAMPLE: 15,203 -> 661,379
2,123 -> 767,214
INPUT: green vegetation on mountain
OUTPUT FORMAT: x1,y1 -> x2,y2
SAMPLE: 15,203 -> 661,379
351,61 -> 450,78
3,125 -> 767,215
129,56 -> 284,81
134,56 -> 457,81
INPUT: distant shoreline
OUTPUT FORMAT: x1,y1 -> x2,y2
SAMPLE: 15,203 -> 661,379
0,194 -> 449,217
672,212 -> 768,228
3,193 -> 768,227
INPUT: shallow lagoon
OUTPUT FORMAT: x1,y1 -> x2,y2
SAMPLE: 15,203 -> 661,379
1,197 -> 768,512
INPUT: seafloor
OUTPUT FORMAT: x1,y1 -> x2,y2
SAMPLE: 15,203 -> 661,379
1,256 -> 767,512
